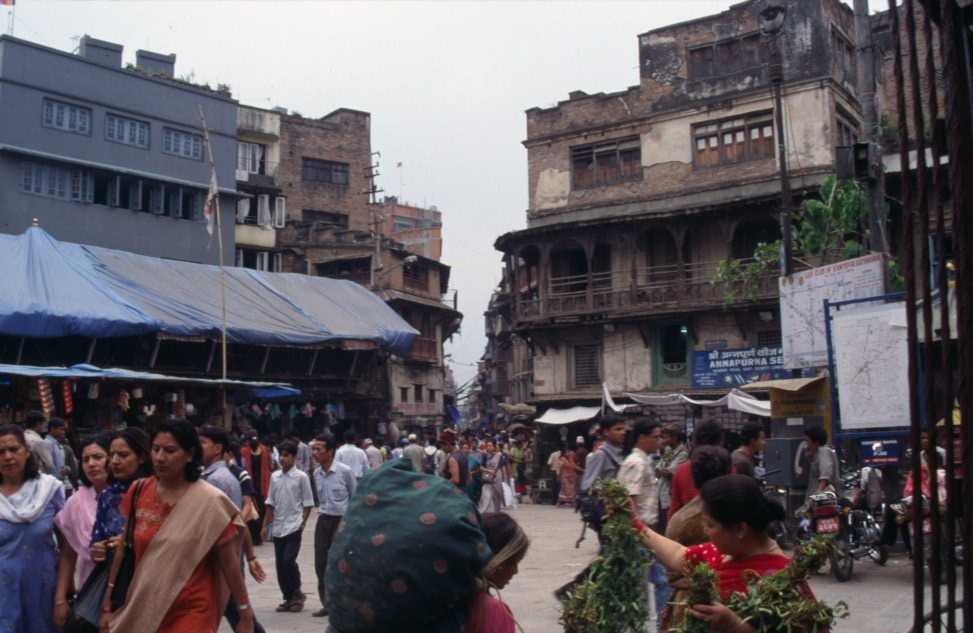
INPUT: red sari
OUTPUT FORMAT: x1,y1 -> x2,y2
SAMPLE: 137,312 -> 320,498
684,542 -> 791,600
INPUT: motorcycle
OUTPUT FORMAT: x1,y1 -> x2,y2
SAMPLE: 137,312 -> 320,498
798,476 -> 887,582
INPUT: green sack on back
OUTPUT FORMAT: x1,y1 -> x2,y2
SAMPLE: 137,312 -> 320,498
326,457 -> 492,633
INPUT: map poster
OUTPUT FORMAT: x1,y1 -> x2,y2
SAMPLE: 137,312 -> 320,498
833,303 -> 910,429
691,346 -> 788,388
779,253 -> 886,369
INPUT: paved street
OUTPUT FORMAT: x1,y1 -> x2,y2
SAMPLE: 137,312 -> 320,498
223,502 -> 953,633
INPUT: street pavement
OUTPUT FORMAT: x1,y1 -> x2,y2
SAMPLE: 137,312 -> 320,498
223,502 -> 956,633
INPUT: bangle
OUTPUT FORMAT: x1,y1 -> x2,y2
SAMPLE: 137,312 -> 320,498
237,603 -> 251,611
55,600 -> 68,606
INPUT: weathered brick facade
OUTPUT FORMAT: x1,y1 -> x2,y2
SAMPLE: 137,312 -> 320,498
277,108 -> 373,231
493,0 -> 862,406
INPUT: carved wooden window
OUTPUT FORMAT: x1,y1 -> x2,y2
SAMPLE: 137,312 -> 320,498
693,112 -> 774,167
571,138 -> 641,190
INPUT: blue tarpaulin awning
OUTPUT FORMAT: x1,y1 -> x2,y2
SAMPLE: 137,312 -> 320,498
0,227 -> 418,356
0,362 -> 302,396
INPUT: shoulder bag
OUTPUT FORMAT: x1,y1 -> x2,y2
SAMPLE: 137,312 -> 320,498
110,480 -> 144,612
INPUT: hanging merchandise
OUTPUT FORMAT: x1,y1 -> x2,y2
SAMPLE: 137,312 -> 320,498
132,387 -> 143,400
37,379 -> 55,418
302,402 -> 315,418
88,383 -> 100,400
62,380 -> 74,416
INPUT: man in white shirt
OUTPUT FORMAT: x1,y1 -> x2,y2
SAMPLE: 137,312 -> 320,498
23,410 -> 54,475
363,438 -> 383,471
262,440 -> 315,613
618,419 -> 670,623
310,433 -> 357,618
334,430 -> 370,479
546,446 -> 562,505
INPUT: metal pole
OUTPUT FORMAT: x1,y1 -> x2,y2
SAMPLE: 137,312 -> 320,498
770,33 -> 794,277
198,105 -> 230,426
854,0 -> 889,254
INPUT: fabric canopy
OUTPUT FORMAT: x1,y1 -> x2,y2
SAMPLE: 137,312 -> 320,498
0,227 -> 417,356
623,389 -> 771,418
0,362 -> 301,395
535,406 -> 601,426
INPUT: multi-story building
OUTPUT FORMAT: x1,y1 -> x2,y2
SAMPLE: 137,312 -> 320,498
494,0 -> 863,410
0,35 -> 237,264
234,104 -> 286,271
380,196 -> 443,261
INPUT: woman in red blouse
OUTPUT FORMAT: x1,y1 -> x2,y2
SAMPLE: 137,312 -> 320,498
635,474 -> 797,633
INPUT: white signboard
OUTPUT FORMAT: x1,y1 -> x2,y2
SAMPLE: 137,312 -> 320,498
779,253 -> 886,369
833,303 -> 910,429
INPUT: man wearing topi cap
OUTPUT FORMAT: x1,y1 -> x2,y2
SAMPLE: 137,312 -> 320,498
403,433 -> 424,473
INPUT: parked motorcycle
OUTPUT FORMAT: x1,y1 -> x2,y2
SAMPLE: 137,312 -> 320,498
798,472 -> 887,582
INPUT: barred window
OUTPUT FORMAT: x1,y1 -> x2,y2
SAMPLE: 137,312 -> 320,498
42,99 -> 91,135
573,344 -> 602,388
302,158 -> 349,185
106,114 -> 150,149
163,128 -> 203,160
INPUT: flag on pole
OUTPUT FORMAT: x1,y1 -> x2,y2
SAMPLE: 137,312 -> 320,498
203,168 -> 218,236
0,0 -> 15,7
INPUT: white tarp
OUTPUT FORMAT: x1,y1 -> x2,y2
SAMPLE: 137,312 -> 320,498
602,383 -> 639,414
535,406 -> 601,426
779,254 -> 886,369
623,389 -> 771,418
834,302 -> 910,429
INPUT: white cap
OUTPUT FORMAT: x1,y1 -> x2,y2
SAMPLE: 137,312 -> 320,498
408,433 -> 418,441
364,438 -> 373,446
576,436 -> 585,444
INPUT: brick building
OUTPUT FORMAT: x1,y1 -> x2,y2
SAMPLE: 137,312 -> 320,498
380,196 -> 443,261
493,0 -> 866,413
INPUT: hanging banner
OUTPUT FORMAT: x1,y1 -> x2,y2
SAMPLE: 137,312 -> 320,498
692,346 -> 787,388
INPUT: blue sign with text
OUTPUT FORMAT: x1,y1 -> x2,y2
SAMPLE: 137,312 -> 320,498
692,346 -> 788,388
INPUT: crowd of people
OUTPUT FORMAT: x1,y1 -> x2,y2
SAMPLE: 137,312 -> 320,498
0,411 -> 536,633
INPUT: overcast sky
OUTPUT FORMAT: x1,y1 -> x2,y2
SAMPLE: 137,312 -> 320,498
13,0 -> 845,393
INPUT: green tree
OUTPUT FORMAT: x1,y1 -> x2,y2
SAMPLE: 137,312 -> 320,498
712,175 -> 900,304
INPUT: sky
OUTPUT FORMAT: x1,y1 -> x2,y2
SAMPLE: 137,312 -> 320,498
9,0 -> 803,393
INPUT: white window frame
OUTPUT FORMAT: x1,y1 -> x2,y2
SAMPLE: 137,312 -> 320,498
255,251 -> 270,272
105,114 -> 150,149
274,196 -> 287,228
257,194 -> 271,227
236,198 -> 251,224
272,252 -> 283,273
235,248 -> 244,267
42,99 -> 91,135
163,128 -> 203,161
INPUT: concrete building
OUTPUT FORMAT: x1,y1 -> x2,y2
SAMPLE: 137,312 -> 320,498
493,0 -> 863,411
380,196 -> 443,261
234,104 -> 286,271
0,35 -> 237,264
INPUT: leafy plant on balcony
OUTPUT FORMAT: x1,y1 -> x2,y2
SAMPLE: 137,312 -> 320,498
712,175 -> 901,305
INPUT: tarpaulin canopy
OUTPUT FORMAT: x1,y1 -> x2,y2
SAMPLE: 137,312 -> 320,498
0,227 -> 417,356
623,389 -> 771,418
535,406 -> 601,426
0,362 -> 301,395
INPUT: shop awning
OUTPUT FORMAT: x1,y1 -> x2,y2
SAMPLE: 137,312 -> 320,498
535,406 -> 600,426
0,227 -> 417,356
0,362 -> 301,396
624,389 -> 771,418
742,376 -> 826,392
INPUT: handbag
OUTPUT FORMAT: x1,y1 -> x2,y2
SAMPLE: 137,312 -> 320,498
110,480 -> 144,612
72,561 -> 110,625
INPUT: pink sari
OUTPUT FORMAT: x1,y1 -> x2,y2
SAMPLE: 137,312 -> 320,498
465,591 -> 515,633
53,485 -> 98,587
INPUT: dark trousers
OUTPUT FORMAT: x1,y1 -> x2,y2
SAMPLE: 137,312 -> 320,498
249,495 -> 267,545
273,530 -> 304,602
551,476 -> 561,505
314,514 -> 342,608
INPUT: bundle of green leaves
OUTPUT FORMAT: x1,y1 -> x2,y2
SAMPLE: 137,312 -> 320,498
669,563 -> 719,633
560,479 -> 652,633
726,537 -> 849,633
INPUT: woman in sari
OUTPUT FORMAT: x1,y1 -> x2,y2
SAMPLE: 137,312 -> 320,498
0,424 -> 65,633
465,512 -> 529,633
635,475 -> 800,633
99,419 -> 253,633
53,433 -> 112,632
556,448 -> 583,507
478,442 -> 505,514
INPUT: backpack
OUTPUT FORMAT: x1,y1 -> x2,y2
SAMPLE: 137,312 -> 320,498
423,451 -> 438,475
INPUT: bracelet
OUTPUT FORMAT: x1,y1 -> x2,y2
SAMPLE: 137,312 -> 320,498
237,603 -> 251,611
55,600 -> 68,606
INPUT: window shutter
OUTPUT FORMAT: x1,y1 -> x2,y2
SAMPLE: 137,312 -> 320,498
257,194 -> 271,227
573,344 -> 601,387
274,197 -> 286,228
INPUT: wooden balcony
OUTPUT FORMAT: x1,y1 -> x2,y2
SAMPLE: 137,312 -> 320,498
513,260 -> 779,325
409,336 -> 439,363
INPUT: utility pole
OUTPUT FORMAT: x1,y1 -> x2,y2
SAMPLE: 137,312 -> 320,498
854,0 -> 888,255
762,4 -> 794,276
364,151 -> 385,288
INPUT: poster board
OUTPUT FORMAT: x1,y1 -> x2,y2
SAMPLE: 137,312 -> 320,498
833,302 -> 910,429
779,254 -> 886,369
691,346 -> 788,388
